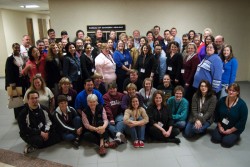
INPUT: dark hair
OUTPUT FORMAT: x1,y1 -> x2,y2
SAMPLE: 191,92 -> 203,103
83,43 -> 92,53
151,90 -> 166,107
196,80 -> 214,99
84,78 -> 93,85
27,90 -> 39,99
12,43 -> 20,48
205,35 -> 215,46
47,28 -> 55,35
139,36 -> 148,45
164,29 -> 170,33
174,85 -> 185,94
141,44 -> 152,55
188,30 -> 196,40
220,44 -> 234,61
65,42 -> 76,54
206,42 -> 218,54
129,96 -> 141,110
36,39 -> 44,46
76,30 -> 84,37
166,41 -> 180,54
227,83 -> 240,97
154,25 -> 160,30
28,46 -> 38,61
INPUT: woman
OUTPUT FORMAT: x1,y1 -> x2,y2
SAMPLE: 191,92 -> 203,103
91,72 -> 106,95
198,35 -> 214,62
219,45 -> 238,98
167,86 -> 189,129
127,36 -> 139,69
56,77 -> 77,108
165,41 -> 183,87
184,80 -> 217,138
188,30 -> 196,42
80,43 -> 95,81
135,44 -> 157,81
182,43 -> 200,104
107,38 -> 115,55
5,43 -> 27,119
45,43 -> 63,94
22,46 -> 46,84
113,40 -> 132,92
63,42 -> 82,93
157,74 -> 174,100
82,94 -> 116,156
123,96 -> 149,148
53,95 -> 82,149
24,74 -> 55,113
147,90 -> 180,143
193,43 -> 223,94
139,78 -> 157,109
95,43 -> 116,86
138,36 -> 148,54
211,83 -> 248,147
146,31 -> 154,51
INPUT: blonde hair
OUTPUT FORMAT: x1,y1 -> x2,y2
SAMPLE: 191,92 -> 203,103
30,74 -> 46,94
58,77 -> 71,90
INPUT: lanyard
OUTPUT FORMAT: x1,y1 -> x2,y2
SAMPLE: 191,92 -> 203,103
227,97 -> 238,112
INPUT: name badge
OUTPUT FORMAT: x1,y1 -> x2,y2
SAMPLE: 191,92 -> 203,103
158,122 -> 163,127
92,68 -> 95,72
78,71 -> 81,75
181,69 -> 185,74
140,68 -> 145,73
199,113 -> 203,117
222,118 -> 229,125
168,66 -> 172,71
38,122 -> 43,129
124,61 -> 129,66
63,53 -> 67,56
67,96 -> 72,101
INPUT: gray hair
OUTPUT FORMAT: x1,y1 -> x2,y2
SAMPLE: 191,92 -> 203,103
87,94 -> 98,102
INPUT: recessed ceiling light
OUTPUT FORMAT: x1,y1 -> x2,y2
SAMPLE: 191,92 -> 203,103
20,5 -> 40,9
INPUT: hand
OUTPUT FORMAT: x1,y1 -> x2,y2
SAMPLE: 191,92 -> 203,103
162,130 -> 170,137
41,131 -> 49,141
223,129 -> 232,135
218,126 -> 225,134
194,120 -> 202,129
76,127 -> 82,136
96,126 -> 105,134
110,120 -> 115,125
127,121 -> 138,128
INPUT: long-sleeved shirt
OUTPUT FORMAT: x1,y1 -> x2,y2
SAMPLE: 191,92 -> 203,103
167,96 -> 189,121
221,57 -> 238,85
123,107 -> 149,124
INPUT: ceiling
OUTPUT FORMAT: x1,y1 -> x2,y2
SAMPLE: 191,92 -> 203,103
0,0 -> 49,14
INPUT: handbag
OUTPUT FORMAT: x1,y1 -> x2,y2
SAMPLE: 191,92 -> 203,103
7,86 -> 22,96
8,96 -> 24,109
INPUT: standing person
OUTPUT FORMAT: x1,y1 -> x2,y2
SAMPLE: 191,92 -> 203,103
135,44 -> 157,82
167,86 -> 189,129
103,82 -> 127,144
20,35 -> 31,63
123,96 -> 149,148
182,43 -> 200,105
80,43 -> 95,81
127,36 -> 139,69
54,95 -> 82,149
45,43 -> 63,94
147,90 -> 180,143
133,30 -> 141,50
165,41 -> 183,87
113,40 -> 132,92
170,27 -> 181,46
193,43 -> 223,95
18,90 -> 61,154
139,78 -> 157,109
188,30 -> 196,42
219,45 -> 238,98
153,25 -> 163,41
47,28 -> 56,44
153,44 -> 166,87
23,75 -> 55,113
211,83 -> 248,147
198,35 -> 214,62
5,43 -> 27,119
82,94 -> 116,156
95,43 -> 116,86
63,42 -> 82,93
184,80 -> 217,138
215,35 -> 224,53
75,30 -> 85,42
22,46 -> 46,84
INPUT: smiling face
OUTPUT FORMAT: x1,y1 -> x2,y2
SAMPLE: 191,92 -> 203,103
117,41 -> 124,51
131,97 -> 139,109
154,93 -> 163,106
175,90 -> 183,101
187,44 -> 195,55
142,45 -> 149,55
200,82 -> 208,95
127,88 -> 136,97
206,44 -> 215,56
144,80 -> 152,90
163,75 -> 171,86
69,44 -> 76,55
223,47 -> 231,58
33,78 -> 42,90
13,44 -> 20,55
170,43 -> 178,54
59,101 -> 68,112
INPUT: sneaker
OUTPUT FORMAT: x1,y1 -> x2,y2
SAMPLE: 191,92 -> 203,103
139,141 -> 144,148
114,137 -> 121,144
72,139 -> 80,149
133,141 -> 139,148
115,132 -> 127,144
23,144 -> 37,154
99,145 -> 107,156
119,133 -> 127,143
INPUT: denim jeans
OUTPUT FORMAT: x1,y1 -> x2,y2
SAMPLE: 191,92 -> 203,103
125,117 -> 146,141
211,127 -> 240,148
108,114 -> 126,138
184,121 -> 210,138
174,120 -> 186,129
62,116 -> 82,141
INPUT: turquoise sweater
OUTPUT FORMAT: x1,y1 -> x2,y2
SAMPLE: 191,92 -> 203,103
167,96 -> 189,121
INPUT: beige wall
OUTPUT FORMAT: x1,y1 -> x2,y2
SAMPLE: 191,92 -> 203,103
49,0 -> 250,81
0,9 -> 49,76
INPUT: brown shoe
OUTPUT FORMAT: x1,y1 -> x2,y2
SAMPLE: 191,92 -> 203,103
104,141 -> 118,149
99,145 -> 107,156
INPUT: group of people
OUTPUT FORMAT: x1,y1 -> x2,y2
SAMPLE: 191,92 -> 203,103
5,26 -> 248,156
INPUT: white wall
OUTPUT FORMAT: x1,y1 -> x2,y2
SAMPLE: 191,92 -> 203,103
49,0 -> 250,81
0,9 -> 49,76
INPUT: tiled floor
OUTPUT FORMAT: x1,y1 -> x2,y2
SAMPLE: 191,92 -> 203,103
0,78 -> 249,167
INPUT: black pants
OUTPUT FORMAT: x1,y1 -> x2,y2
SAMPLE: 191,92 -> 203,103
149,126 -> 180,141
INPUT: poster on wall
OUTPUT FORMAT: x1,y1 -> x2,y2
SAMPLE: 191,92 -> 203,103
87,24 -> 126,31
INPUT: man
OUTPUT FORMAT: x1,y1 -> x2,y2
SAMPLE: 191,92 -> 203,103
215,35 -> 224,53
47,28 -> 56,43
133,30 -> 140,49
42,37 -> 49,52
75,79 -> 104,115
75,38 -> 84,57
36,39 -> 47,57
154,44 -> 167,87
92,29 -> 105,47
18,90 -> 61,154
181,34 -> 190,56
20,35 -> 31,62
170,27 -> 182,46
103,82 -> 127,144
61,38 -> 68,55
122,69 -> 143,94
154,25 -> 163,41
54,95 -> 82,149
61,30 -> 69,40
162,30 -> 173,53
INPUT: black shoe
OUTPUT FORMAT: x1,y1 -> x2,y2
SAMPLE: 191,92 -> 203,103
166,137 -> 181,144
72,139 -> 80,149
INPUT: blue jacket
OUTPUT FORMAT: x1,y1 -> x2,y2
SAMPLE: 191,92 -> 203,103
63,54 -> 81,82
221,57 -> 238,85
113,50 -> 132,75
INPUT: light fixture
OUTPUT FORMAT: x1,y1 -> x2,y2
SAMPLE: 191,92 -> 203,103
20,5 -> 40,9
